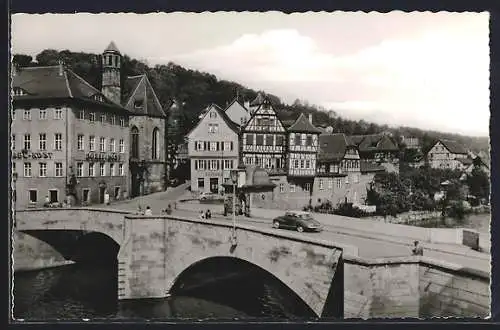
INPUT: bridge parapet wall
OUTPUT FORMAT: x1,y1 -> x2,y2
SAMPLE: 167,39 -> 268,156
344,255 -> 490,319
16,208 -> 131,245
119,214 -> 345,317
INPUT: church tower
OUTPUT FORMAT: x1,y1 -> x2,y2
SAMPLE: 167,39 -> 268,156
101,41 -> 122,105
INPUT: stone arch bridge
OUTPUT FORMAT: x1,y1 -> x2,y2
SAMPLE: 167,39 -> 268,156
16,208 -> 345,318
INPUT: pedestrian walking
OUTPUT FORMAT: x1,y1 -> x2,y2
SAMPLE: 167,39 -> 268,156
412,240 -> 424,256
166,204 -> 172,215
145,206 -> 153,216
199,210 -> 205,220
205,209 -> 212,219
137,204 -> 144,215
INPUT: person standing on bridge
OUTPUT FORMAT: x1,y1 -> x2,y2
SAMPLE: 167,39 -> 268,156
412,241 -> 424,256
145,206 -> 153,216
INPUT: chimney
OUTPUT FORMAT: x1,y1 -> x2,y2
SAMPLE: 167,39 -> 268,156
308,113 -> 313,124
58,60 -> 64,76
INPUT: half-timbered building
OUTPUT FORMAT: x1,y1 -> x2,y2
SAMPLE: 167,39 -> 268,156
241,97 -> 287,174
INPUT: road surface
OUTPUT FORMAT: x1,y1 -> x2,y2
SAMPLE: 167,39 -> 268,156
102,185 -> 490,272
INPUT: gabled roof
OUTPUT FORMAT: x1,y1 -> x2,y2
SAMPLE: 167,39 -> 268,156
104,41 -> 121,54
250,92 -> 265,106
12,65 -> 128,113
224,97 -> 250,113
187,103 -> 240,137
318,133 -> 356,162
123,74 -> 166,117
350,134 -> 399,153
438,139 -> 468,155
360,160 -> 386,173
287,113 -> 322,133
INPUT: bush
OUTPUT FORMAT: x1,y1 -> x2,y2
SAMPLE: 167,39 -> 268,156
332,202 -> 369,218
445,201 -> 467,221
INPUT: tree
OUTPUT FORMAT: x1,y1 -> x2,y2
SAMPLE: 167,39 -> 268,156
467,166 -> 490,202
12,54 -> 33,67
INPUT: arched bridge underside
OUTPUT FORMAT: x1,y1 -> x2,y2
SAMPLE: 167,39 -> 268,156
16,208 -> 344,318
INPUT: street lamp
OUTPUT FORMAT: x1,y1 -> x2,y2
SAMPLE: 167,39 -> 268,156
12,171 -> 18,228
230,169 -> 238,247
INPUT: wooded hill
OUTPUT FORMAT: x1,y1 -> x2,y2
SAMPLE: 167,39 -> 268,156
13,50 -> 489,155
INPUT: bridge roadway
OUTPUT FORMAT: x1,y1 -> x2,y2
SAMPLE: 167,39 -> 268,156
101,185 -> 490,272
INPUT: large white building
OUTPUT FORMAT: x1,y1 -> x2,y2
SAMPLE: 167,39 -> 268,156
187,104 -> 240,193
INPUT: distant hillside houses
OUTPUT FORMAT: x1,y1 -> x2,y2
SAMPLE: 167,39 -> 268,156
425,139 -> 489,174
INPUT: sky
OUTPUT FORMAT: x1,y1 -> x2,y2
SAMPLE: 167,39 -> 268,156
11,12 -> 490,137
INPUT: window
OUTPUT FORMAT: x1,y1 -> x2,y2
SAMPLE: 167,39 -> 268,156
100,114 -> 106,123
109,163 -> 115,176
294,134 -> 301,146
131,126 -> 139,158
55,162 -> 63,177
336,178 -> 342,189
290,184 -> 296,193
78,110 -> 85,120
224,159 -> 232,169
100,163 -> 105,176
265,135 -> 273,146
49,190 -> 58,203
38,163 -> 47,177
99,137 -> 106,152
119,163 -> 124,176
230,141 -> 234,151
279,183 -> 285,193
328,179 -> 333,189
305,183 -> 311,192
120,117 -> 125,127
88,163 -> 95,177
306,160 -> 310,169
89,136 -> 96,151
210,142 -> 217,151
23,109 -> 31,120
109,138 -> 115,153
119,139 -> 124,153
114,187 -> 121,199
306,135 -> 313,146
77,135 -> 84,150
246,134 -> 254,145
300,160 -> 305,169
319,179 -> 324,190
23,162 -> 32,177
89,112 -> 95,122
29,190 -> 37,203
24,134 -> 31,150
208,123 -> 219,133
209,111 -> 217,118
54,108 -> 62,120
11,134 -> 15,150
152,128 -> 160,159
256,134 -> 264,146
345,176 -> 349,184
198,178 -> 205,189
39,109 -> 47,120
54,133 -> 62,150
77,162 -> 83,177
110,115 -> 116,125
276,135 -> 284,146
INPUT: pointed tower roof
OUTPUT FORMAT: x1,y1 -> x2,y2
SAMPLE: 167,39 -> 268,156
287,113 -> 322,133
250,92 -> 265,106
104,41 -> 121,54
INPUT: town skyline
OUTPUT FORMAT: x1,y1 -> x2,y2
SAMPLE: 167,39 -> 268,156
11,12 -> 490,137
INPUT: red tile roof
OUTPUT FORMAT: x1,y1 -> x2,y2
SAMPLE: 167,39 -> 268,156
12,65 -> 129,113
123,74 -> 166,117
287,113 -> 322,133
438,139 -> 468,155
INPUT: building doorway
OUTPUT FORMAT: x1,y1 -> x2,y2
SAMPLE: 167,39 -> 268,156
49,189 -> 58,203
210,178 -> 219,193
99,187 -> 106,204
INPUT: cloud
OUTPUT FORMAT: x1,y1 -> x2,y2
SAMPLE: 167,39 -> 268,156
164,23 -> 489,136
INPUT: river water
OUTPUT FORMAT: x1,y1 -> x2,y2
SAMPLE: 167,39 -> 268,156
13,262 -> 315,321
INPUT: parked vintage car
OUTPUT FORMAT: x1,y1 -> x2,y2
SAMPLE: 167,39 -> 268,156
272,211 -> 323,233
199,192 -> 217,201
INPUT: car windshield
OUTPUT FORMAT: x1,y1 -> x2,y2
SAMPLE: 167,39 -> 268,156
298,214 -> 313,220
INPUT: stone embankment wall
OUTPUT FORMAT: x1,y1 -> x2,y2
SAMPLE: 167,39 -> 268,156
343,256 -> 490,319
367,211 -> 442,224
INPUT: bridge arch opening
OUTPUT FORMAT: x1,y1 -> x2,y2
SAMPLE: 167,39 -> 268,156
170,256 -> 317,319
20,230 -> 120,266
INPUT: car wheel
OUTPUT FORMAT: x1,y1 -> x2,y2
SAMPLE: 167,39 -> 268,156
273,221 -> 280,229
297,226 -> 304,233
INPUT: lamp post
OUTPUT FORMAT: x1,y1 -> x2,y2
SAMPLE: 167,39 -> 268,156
12,171 -> 18,228
230,169 -> 238,246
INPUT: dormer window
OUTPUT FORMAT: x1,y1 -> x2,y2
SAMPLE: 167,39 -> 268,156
134,100 -> 143,109
12,87 -> 26,96
209,111 -> 217,118
92,94 -> 104,102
